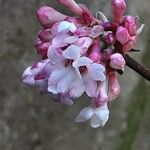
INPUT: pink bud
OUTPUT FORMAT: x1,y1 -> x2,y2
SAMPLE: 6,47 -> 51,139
57,0 -> 83,16
111,0 -> 126,23
108,71 -> 120,101
34,37 -> 43,49
37,42 -> 51,58
36,6 -> 67,28
122,16 -> 137,36
116,26 -> 130,45
88,40 -> 101,63
110,53 -> 126,71
122,36 -> 137,53
38,28 -> 53,42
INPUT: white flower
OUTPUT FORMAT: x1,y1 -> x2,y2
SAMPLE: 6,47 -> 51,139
75,103 -> 109,128
47,44 -> 85,104
73,57 -> 106,97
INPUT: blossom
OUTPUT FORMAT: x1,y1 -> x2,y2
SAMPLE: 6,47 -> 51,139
22,0 -> 144,128
75,103 -> 109,128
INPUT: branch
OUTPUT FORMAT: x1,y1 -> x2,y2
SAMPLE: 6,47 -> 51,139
124,54 -> 150,81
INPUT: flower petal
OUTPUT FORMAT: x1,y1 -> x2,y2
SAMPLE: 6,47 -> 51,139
90,113 -> 102,128
73,57 -> 93,68
52,33 -> 71,47
57,71 -> 74,93
88,63 -> 106,81
63,45 -> 81,60
22,67 -> 35,86
69,79 -> 85,98
75,107 -> 94,122
48,68 -> 67,85
48,85 -> 58,94
94,104 -> 109,127
47,45 -> 63,64
85,77 -> 97,97
58,21 -> 72,32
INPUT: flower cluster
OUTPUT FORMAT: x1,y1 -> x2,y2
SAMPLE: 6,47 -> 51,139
22,0 -> 144,128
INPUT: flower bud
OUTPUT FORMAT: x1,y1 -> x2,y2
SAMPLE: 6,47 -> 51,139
57,0 -> 83,16
116,26 -> 130,45
111,0 -> 126,23
122,36 -> 137,53
34,37 -> 43,49
37,42 -> 51,58
38,28 -> 53,42
110,53 -> 126,71
122,16 -> 137,36
88,40 -> 101,63
36,6 -> 67,28
108,71 -> 120,101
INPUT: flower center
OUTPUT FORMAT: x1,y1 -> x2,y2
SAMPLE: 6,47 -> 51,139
79,66 -> 87,74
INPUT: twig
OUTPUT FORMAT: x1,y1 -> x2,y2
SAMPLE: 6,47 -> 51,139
124,54 -> 150,81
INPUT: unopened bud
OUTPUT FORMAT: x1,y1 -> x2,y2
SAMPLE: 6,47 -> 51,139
36,6 -> 66,28
122,16 -> 137,36
112,0 -> 126,23
57,0 -> 83,16
110,53 -> 126,71
116,26 -> 130,45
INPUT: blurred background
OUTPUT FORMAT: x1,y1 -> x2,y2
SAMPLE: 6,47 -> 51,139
0,0 -> 150,150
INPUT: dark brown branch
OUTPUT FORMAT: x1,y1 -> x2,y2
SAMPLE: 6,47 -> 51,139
124,54 -> 150,81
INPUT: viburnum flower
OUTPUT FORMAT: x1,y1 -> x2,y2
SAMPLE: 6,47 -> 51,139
22,0 -> 144,128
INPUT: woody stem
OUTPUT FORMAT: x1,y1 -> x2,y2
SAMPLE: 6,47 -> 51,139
124,54 -> 150,81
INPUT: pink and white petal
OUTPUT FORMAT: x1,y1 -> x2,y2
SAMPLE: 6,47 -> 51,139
69,23 -> 77,32
73,57 -> 93,68
85,77 -> 97,97
47,45 -> 63,64
88,63 -> 106,81
57,72 -> 74,94
94,105 -> 109,127
69,79 -> 85,98
90,113 -> 102,128
58,21 -> 72,32
22,67 -> 35,86
48,68 -> 67,85
64,35 -> 78,44
48,85 -> 58,94
52,33 -> 71,47
75,107 -> 94,122
76,37 -> 93,55
63,45 -> 81,60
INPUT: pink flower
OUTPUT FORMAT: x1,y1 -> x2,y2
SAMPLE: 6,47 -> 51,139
22,0 -> 145,127
22,59 -> 50,91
